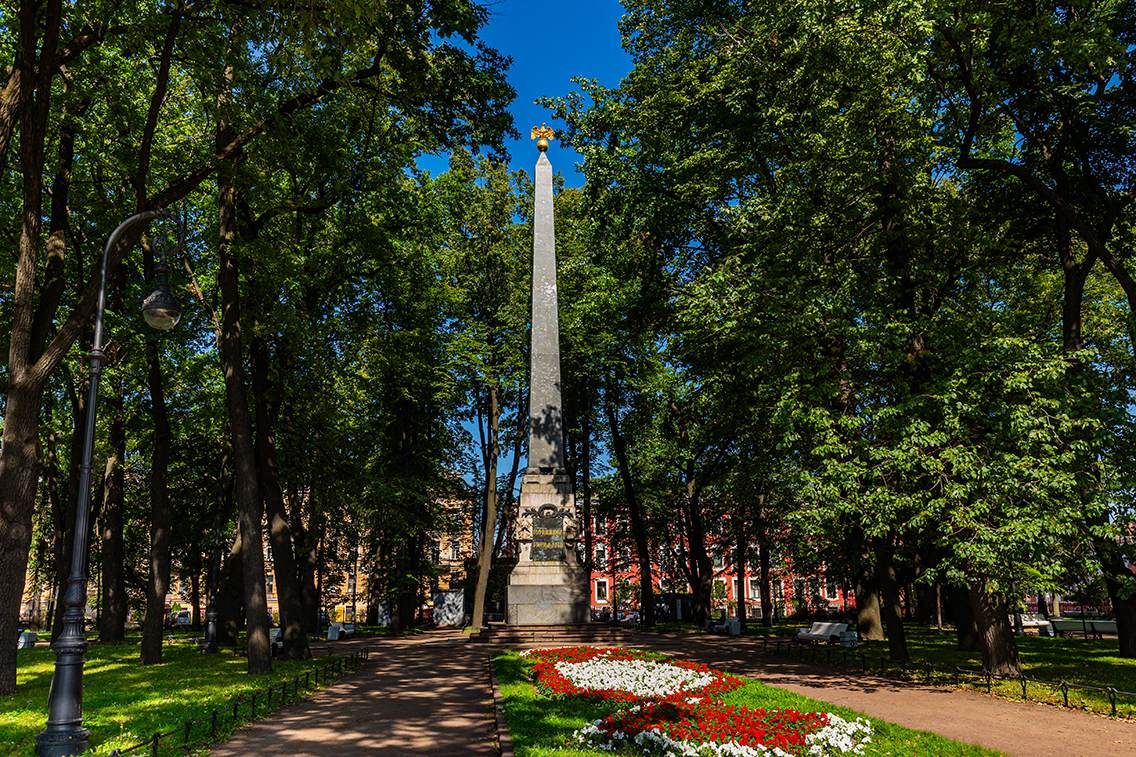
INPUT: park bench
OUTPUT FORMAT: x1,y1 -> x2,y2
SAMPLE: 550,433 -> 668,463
1010,612 -> 1054,635
709,617 -> 741,636
796,622 -> 858,647
1050,618 -> 1118,639
16,631 -> 35,649
269,627 -> 283,655
326,622 -> 356,641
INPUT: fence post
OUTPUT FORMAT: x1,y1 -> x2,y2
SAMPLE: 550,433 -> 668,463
212,710 -> 218,737
1020,674 -> 1027,700
252,691 -> 257,719
1060,681 -> 1069,708
1108,687 -> 1118,717
185,720 -> 192,749
986,671 -> 992,694
151,732 -> 160,757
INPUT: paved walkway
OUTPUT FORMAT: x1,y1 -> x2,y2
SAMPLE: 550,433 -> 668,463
209,632 -> 495,757
205,630 -> 1136,756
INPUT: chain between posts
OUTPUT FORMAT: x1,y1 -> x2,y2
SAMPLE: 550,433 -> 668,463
107,648 -> 369,757
760,638 -> 1134,719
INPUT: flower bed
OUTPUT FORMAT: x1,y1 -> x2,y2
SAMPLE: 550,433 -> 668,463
521,647 -> 872,757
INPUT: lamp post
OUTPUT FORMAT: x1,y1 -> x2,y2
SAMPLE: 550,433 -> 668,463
36,209 -> 184,757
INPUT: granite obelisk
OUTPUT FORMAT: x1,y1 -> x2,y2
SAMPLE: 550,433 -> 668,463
506,126 -> 589,625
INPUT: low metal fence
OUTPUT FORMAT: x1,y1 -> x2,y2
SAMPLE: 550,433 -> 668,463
759,637 -> 1136,718
107,648 -> 370,756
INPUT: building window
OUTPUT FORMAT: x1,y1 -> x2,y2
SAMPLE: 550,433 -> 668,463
712,552 -> 725,570
825,579 -> 839,601
595,579 -> 609,603
265,574 -> 274,595
450,541 -> 461,561
594,516 -> 606,536
432,543 -> 441,565
747,577 -> 759,600
594,545 -> 607,570
348,575 -> 357,594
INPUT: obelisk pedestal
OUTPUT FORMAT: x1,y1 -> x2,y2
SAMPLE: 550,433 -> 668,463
506,132 -> 589,625
505,469 -> 589,624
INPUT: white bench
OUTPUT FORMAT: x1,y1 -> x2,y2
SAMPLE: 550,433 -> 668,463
796,622 -> 858,647
16,631 -> 35,649
1051,618 -> 1117,639
709,617 -> 741,636
326,622 -> 356,641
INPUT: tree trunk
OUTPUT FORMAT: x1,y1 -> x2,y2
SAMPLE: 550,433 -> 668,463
605,397 -> 654,627
0,0 -> 53,694
875,537 -> 908,661
190,570 -> 201,630
251,336 -> 309,659
580,399 -> 593,572
217,137 -> 271,673
471,384 -> 499,630
735,515 -> 748,632
296,498 -> 320,634
951,584 -> 980,651
51,376 -> 86,643
98,376 -> 126,643
969,580 -> 1022,676
759,531 -> 773,628
217,529 -> 244,647
854,543 -> 884,641
142,343 -> 173,665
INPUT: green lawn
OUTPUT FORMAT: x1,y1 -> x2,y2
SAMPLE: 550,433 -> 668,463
752,622 -> 1136,717
2,637 -> 358,757
494,650 -> 1007,757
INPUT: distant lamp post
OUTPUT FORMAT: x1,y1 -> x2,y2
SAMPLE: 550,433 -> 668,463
36,209 -> 184,757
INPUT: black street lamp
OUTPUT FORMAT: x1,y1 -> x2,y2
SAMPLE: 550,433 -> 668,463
36,209 -> 184,757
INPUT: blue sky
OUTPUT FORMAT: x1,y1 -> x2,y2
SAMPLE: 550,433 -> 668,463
419,0 -> 634,186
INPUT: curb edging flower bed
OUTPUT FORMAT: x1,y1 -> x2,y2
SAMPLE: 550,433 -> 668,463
488,651 -> 517,757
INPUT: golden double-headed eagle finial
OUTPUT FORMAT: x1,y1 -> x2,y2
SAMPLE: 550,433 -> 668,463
531,123 -> 554,151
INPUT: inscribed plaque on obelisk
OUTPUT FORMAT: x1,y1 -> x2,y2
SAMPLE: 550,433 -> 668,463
506,128 -> 590,625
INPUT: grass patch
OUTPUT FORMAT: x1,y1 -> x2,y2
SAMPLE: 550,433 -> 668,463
494,649 -> 1007,756
2,638 -> 358,757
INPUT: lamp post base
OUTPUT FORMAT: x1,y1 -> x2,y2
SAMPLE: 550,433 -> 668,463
35,725 -> 90,757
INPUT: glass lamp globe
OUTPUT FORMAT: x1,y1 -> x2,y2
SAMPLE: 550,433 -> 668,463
142,289 -> 182,330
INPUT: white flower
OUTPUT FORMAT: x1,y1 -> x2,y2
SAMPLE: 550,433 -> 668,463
555,658 -> 715,697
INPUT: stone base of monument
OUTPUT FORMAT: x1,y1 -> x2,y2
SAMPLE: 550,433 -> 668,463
506,564 -> 590,625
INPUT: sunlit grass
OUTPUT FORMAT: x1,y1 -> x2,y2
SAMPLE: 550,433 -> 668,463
3,639 -> 356,756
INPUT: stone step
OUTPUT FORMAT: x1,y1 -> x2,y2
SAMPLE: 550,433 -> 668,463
468,623 -> 634,645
